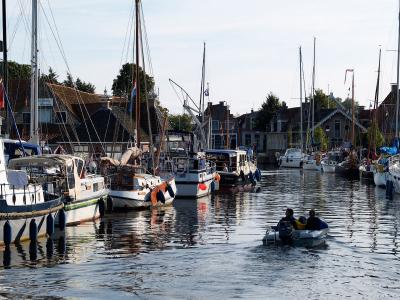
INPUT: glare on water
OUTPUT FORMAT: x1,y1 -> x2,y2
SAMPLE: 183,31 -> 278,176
1,168 -> 400,299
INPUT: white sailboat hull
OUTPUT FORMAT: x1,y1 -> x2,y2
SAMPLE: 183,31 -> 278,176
373,171 -> 387,187
175,172 -> 216,198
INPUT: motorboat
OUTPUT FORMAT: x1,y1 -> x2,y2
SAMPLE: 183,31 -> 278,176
321,151 -> 342,173
205,149 -> 260,190
302,152 -> 322,171
101,147 -> 176,209
278,148 -> 305,168
0,139 -> 64,246
8,154 -> 109,226
166,152 -> 219,198
262,227 -> 328,247
388,155 -> 400,194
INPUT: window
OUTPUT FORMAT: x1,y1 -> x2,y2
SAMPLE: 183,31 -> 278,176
55,111 -> 67,124
39,108 -> 52,123
22,112 -> 30,124
334,120 -> 341,138
74,145 -> 89,152
212,120 -> 220,131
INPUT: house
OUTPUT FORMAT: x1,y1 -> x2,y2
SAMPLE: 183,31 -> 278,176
377,84 -> 398,142
236,109 -> 267,153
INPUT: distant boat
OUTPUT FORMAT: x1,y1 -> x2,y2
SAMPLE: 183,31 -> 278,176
278,148 -> 305,168
302,152 -> 322,171
321,151 -> 342,173
335,151 -> 360,179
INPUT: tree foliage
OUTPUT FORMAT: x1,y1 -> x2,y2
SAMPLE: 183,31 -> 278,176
40,67 -> 59,84
7,61 -> 31,80
61,72 -> 95,93
255,92 -> 284,130
314,126 -> 329,151
168,114 -> 193,132
112,63 -> 155,102
313,89 -> 337,109
367,121 -> 384,150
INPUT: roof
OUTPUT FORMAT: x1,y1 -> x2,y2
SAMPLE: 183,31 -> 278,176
312,108 -> 367,132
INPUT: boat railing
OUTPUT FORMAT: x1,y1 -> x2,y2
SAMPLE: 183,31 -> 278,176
0,180 -> 63,205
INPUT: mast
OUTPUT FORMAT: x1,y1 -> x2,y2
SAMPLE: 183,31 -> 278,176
299,46 -> 303,152
352,72 -> 355,146
30,0 -> 39,144
311,37 -> 316,144
199,42 -> 206,122
396,0 -> 400,138
135,0 -> 141,147
2,0 -> 7,134
373,48 -> 381,152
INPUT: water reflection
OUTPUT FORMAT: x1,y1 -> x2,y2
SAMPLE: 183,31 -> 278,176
0,169 -> 400,298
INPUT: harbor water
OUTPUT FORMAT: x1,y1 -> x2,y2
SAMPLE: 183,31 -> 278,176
1,168 -> 400,299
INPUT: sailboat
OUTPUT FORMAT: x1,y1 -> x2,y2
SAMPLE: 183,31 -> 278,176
388,3 -> 400,194
335,69 -> 360,179
0,0 -> 64,246
7,0 -> 109,226
361,49 -> 381,180
102,0 -> 176,209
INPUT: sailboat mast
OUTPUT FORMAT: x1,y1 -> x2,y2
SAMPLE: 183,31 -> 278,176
199,42 -> 206,119
135,0 -> 141,147
30,0 -> 39,144
396,0 -> 400,138
2,0 -> 8,134
373,48 -> 382,151
299,46 -> 303,152
311,37 -> 316,142
351,72 -> 355,146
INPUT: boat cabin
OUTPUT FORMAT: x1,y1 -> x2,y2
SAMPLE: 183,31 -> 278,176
205,149 -> 249,173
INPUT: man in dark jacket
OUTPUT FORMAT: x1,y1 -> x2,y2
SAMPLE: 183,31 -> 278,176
277,208 -> 297,230
306,209 -> 322,230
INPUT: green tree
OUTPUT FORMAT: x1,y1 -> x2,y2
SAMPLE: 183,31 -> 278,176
40,67 -> 59,84
111,63 -> 155,102
168,114 -> 193,131
342,97 -> 360,113
75,78 -> 95,93
314,126 -> 328,151
7,61 -> 31,80
367,122 -> 384,150
312,89 -> 338,109
63,73 -> 74,88
255,92 -> 283,130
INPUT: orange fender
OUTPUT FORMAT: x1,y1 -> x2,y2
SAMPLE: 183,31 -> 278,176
151,189 -> 158,205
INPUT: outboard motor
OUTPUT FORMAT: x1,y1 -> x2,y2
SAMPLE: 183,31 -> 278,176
278,221 -> 294,245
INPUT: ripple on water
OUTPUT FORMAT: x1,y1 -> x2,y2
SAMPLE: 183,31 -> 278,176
1,168 -> 400,298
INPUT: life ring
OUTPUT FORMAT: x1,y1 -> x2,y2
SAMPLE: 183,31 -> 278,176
166,183 -> 175,198
157,190 -> 166,204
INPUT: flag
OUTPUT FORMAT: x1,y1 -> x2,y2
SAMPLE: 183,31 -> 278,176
204,88 -> 209,97
128,80 -> 137,113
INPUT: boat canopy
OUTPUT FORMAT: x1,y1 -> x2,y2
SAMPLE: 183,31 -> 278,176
8,154 -> 77,169
205,149 -> 246,157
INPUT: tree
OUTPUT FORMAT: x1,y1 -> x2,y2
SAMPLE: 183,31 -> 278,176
313,89 -> 337,109
168,114 -> 193,131
111,63 -> 155,102
62,72 -> 96,93
7,61 -> 31,80
367,122 -> 384,150
342,97 -> 360,113
255,92 -> 283,130
40,67 -> 59,84
314,126 -> 329,151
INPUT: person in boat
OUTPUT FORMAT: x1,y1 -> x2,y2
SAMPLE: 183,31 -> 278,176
222,163 -> 229,172
276,208 -> 298,230
305,209 -> 328,230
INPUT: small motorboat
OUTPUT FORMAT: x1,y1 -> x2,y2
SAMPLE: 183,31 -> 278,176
262,227 -> 329,247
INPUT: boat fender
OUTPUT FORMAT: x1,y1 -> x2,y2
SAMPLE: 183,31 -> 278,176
29,240 -> 38,261
46,214 -> 55,237
214,173 -> 221,182
58,209 -> 66,231
157,190 -> 166,204
46,238 -> 54,258
211,180 -> 216,193
98,198 -> 105,217
106,195 -> 113,212
3,220 -> 12,246
150,189 -> 158,205
166,183 -> 175,198
240,170 -> 245,182
255,169 -> 261,181
29,219 -> 38,242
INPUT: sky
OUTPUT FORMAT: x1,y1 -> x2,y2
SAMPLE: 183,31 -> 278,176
3,0 -> 400,115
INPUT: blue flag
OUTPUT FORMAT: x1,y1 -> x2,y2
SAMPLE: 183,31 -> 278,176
128,80 -> 137,113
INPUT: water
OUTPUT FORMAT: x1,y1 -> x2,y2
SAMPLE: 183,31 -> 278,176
1,169 -> 400,299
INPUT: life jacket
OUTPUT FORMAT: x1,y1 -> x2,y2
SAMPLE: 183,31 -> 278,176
278,221 -> 294,242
